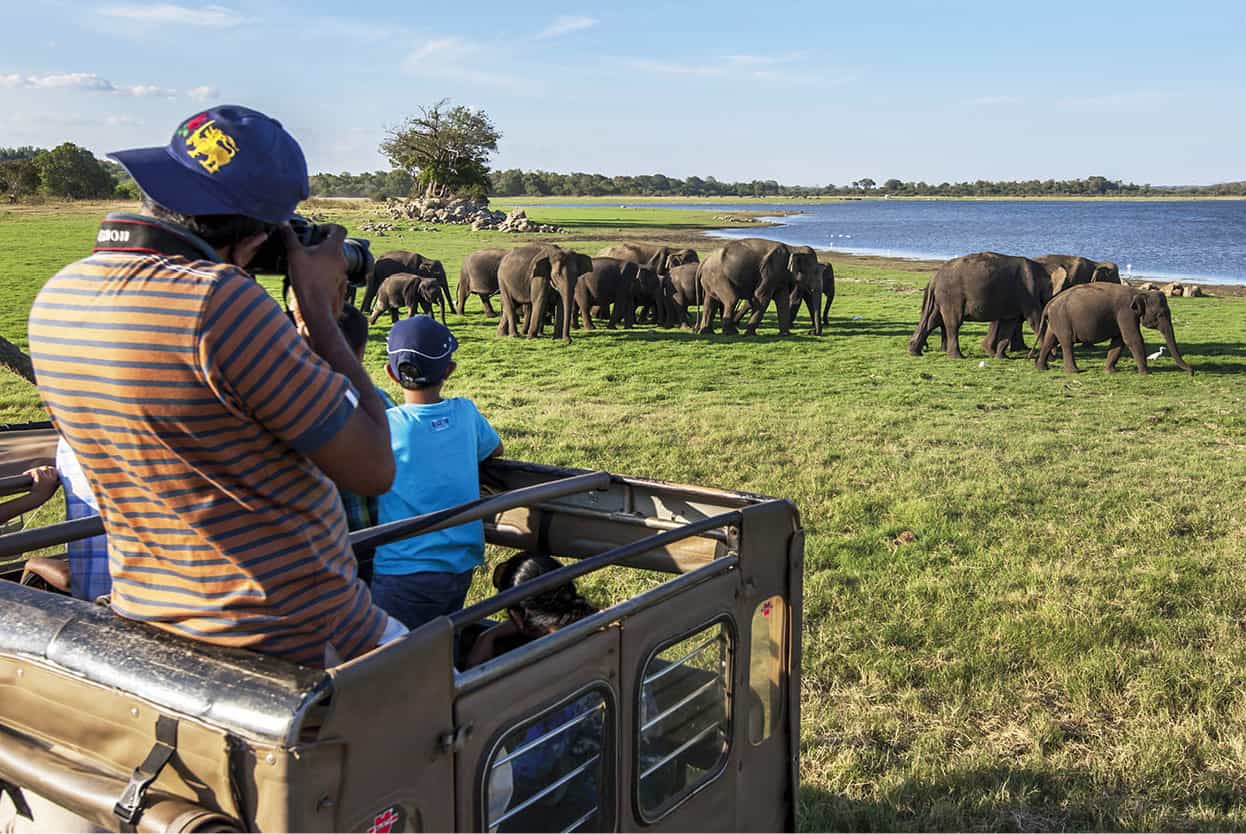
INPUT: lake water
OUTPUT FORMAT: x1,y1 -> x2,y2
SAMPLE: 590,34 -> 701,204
549,200 -> 1246,285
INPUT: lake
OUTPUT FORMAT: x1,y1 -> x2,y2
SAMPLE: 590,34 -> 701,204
550,199 -> 1246,285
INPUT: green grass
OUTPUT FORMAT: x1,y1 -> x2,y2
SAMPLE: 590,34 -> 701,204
4,201 -> 1246,830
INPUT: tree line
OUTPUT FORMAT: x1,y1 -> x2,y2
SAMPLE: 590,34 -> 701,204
310,168 -> 1246,200
0,143 -> 137,201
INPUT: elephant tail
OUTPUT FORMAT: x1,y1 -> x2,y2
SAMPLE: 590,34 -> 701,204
1028,307 -> 1050,360
908,281 -> 938,353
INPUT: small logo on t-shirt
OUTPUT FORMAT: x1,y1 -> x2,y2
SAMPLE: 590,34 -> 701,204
430,417 -> 451,432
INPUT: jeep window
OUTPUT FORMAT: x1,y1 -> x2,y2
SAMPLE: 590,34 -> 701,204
637,619 -> 732,820
748,595 -> 785,744
483,687 -> 612,833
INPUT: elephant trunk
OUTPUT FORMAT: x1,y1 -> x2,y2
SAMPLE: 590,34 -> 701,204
811,287 -> 823,335
1159,320 -> 1193,375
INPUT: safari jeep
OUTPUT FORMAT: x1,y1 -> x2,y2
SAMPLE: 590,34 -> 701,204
0,421 -> 803,832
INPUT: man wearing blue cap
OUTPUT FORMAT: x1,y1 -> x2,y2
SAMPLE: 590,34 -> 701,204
372,316 -> 503,630
27,106 -> 403,666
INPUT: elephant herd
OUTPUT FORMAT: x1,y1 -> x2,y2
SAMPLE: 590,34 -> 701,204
350,239 -> 1194,377
357,239 -> 838,345
908,251 -> 1194,375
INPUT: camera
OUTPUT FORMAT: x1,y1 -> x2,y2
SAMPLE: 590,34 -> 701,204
250,214 -> 374,287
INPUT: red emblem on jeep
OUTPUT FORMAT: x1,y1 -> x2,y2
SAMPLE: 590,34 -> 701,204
367,806 -> 400,833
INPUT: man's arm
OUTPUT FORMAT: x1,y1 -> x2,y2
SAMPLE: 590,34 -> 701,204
0,466 -> 59,525
280,224 -> 394,496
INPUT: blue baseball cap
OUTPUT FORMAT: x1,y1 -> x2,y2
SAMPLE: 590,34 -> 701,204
387,316 -> 458,386
108,105 -> 308,225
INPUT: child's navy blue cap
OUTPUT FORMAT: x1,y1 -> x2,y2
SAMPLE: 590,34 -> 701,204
387,316 -> 458,386
108,104 -> 309,225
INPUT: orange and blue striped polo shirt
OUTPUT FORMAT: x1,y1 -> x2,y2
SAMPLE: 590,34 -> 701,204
28,242 -> 387,666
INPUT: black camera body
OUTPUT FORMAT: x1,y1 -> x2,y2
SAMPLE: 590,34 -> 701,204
250,214 -> 374,287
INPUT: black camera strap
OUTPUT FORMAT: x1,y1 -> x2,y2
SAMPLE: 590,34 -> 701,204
93,213 -> 220,262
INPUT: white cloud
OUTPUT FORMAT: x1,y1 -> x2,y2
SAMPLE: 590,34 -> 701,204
124,84 -> 177,98
188,85 -> 220,102
535,15 -> 598,39
0,71 -> 211,99
626,54 -> 852,87
106,115 -> 143,126
401,37 -> 528,90
100,3 -> 245,26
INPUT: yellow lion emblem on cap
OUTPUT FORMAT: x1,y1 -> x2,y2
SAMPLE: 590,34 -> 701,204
185,120 -> 238,174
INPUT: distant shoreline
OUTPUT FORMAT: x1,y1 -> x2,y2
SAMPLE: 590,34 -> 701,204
495,194 -> 1246,205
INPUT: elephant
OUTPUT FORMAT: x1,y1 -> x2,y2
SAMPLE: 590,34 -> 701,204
696,238 -> 821,336
458,248 -> 507,316
908,252 -> 1054,358
629,264 -> 667,325
596,242 -> 699,275
788,256 -> 833,335
983,254 -> 1122,355
573,258 -> 642,330
661,262 -> 702,328
496,244 -> 591,343
368,272 -> 448,325
362,251 -> 449,314
1034,283 -> 1192,375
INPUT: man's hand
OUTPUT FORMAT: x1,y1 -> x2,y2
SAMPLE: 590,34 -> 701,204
281,223 -> 348,341
25,466 -> 59,503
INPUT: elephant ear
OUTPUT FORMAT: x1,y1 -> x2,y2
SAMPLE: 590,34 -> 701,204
529,255 -> 552,283
1130,294 -> 1147,318
1092,263 -> 1118,283
1049,265 -> 1069,295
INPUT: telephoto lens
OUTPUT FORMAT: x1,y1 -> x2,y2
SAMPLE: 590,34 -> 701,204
249,215 -> 373,287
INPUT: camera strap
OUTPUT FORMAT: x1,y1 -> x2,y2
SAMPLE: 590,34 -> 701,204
92,213 -> 220,262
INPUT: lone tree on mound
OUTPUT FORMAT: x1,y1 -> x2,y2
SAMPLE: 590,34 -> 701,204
380,99 -> 501,199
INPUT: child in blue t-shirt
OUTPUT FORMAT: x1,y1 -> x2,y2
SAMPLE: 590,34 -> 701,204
371,316 -> 502,630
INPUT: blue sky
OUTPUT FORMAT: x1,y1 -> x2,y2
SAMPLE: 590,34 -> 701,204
2,1 -> 1243,185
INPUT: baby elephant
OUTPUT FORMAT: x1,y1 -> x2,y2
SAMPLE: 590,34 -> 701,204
369,272 -> 448,325
1035,283 -> 1192,375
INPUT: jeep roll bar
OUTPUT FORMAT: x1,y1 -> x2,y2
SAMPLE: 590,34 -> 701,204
0,470 -> 613,562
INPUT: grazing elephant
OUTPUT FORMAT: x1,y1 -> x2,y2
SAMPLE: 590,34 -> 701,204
661,263 -> 702,328
1035,283 -> 1192,375
497,245 -> 591,343
363,251 -> 449,314
368,272 -> 448,325
787,254 -> 833,335
596,243 -> 699,275
458,248 -> 507,316
574,258 -> 641,330
983,254 -> 1121,355
697,239 -> 820,336
909,252 -> 1053,358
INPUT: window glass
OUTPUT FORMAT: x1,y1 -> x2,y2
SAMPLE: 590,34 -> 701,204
637,620 -> 732,820
748,596 -> 785,744
484,689 -> 611,833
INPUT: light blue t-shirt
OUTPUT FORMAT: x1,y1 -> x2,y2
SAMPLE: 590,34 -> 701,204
374,397 -> 501,575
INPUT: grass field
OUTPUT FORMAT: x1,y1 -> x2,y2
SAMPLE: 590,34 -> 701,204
3,200 -> 1246,830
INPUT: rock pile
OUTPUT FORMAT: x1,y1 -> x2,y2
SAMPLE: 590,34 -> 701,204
382,197 -> 563,234
1137,281 -> 1205,298
714,214 -> 758,223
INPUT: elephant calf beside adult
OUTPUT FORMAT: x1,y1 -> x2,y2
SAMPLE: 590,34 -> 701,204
1034,283 -> 1192,375
697,238 -> 821,336
363,251 -> 449,314
496,244 -> 592,343
369,272 -> 448,325
788,259 -> 835,335
661,263 -> 702,328
983,254 -> 1122,355
574,258 -> 650,330
909,252 -> 1053,359
458,247 -> 507,316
